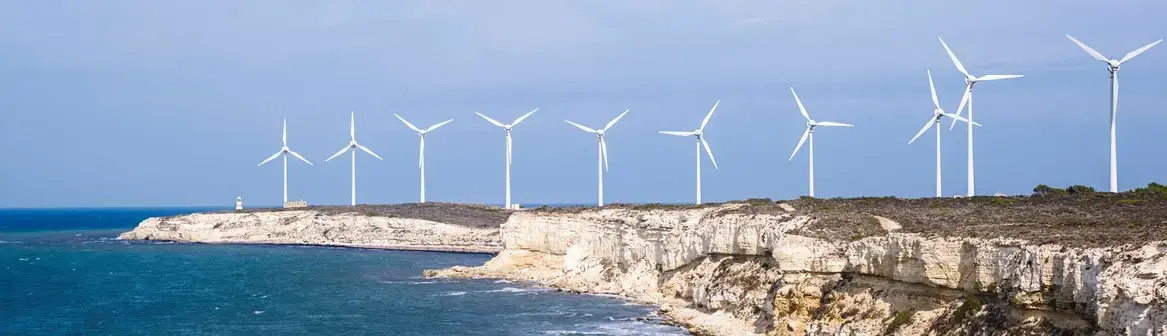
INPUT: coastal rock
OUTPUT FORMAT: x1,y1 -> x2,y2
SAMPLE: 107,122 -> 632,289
118,204 -> 505,253
426,203 -> 1167,335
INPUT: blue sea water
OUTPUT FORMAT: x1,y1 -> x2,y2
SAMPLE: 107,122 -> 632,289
0,208 -> 689,335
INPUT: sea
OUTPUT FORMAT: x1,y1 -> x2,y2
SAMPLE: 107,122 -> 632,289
0,208 -> 689,335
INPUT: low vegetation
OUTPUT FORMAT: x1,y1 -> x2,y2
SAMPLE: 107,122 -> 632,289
779,183 -> 1167,248
211,202 -> 512,228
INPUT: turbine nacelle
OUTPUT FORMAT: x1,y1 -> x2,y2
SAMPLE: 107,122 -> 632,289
1108,61 -> 1121,72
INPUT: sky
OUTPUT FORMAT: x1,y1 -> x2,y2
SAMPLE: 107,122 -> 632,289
1,1 -> 1166,207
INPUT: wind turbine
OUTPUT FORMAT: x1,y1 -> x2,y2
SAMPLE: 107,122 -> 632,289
394,113 -> 453,203
1065,34 -> 1162,193
565,109 -> 629,206
257,119 -> 314,204
325,112 -> 384,206
659,101 -> 720,205
910,70 -> 980,197
938,37 -> 1024,197
476,108 -> 538,209
787,88 -> 852,198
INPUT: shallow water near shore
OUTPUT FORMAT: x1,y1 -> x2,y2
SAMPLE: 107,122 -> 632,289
0,209 -> 688,335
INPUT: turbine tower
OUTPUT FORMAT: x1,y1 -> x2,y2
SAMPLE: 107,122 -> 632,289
910,70 -> 980,197
938,37 -> 1024,197
788,88 -> 853,198
1065,34 -> 1162,193
257,119 -> 314,204
476,109 -> 538,209
659,101 -> 720,205
394,113 -> 453,203
565,109 -> 629,206
325,112 -> 383,206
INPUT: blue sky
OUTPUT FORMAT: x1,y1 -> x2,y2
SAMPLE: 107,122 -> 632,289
1,1 -> 1165,207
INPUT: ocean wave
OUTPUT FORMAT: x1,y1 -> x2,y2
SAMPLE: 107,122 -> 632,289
542,321 -> 686,336
442,291 -> 467,296
0,240 -> 18,244
493,279 -> 512,283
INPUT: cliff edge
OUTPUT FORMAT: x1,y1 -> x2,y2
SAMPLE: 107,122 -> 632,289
426,196 -> 1167,335
118,203 -> 508,253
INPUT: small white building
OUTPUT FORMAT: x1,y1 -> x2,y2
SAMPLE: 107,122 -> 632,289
235,197 -> 243,210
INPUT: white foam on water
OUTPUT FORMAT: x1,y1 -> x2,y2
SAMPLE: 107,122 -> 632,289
253,311 -> 264,315
442,291 -> 467,296
493,279 -> 512,283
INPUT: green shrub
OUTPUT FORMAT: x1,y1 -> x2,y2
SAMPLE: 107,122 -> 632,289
1066,185 -> 1096,194
1130,182 -> 1167,199
1032,184 -> 1066,196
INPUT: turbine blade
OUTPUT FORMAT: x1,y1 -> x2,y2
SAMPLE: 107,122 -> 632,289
603,109 -> 629,131
424,119 -> 454,133
282,119 -> 287,146
927,69 -> 941,110
565,120 -> 597,133
909,118 -> 937,144
357,144 -> 383,160
288,150 -> 314,166
1065,34 -> 1110,62
949,86 -> 971,130
701,137 -> 718,170
325,145 -> 350,162
394,113 -> 421,132
511,108 -> 538,127
350,111 -> 355,139
600,137 -> 609,171
813,121 -> 853,127
943,113 -> 982,127
1119,39 -> 1163,64
938,37 -> 970,77
789,128 -> 809,161
977,74 -> 1024,81
419,137 -> 425,169
476,112 -> 505,127
258,151 -> 282,166
699,100 -> 719,131
659,131 -> 696,136
506,134 -> 512,166
790,87 -> 810,120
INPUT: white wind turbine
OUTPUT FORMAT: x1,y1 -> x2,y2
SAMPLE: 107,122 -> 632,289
787,88 -> 853,198
659,101 -> 720,205
565,109 -> 630,206
938,37 -> 1024,197
910,70 -> 980,197
1065,34 -> 1162,193
325,112 -> 384,206
476,108 -> 538,209
394,113 -> 454,203
257,119 -> 314,204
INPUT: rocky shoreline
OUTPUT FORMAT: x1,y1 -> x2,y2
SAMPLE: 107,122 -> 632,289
119,197 -> 1167,335
117,203 -> 507,253
425,199 -> 1167,336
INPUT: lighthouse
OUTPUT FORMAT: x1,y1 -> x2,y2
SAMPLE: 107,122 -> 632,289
235,196 -> 243,210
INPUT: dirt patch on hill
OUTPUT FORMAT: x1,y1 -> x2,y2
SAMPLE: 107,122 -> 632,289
210,203 -> 512,228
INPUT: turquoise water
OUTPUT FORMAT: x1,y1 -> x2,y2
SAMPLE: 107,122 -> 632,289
0,209 -> 688,335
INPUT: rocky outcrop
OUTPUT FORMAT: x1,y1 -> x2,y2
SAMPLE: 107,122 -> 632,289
425,203 -> 1167,335
118,206 -> 503,253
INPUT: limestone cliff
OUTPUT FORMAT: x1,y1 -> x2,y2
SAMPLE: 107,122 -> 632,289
425,203 -> 1167,335
118,203 -> 506,253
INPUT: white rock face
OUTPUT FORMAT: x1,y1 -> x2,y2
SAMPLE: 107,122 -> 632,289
427,204 -> 1167,336
118,210 -> 502,253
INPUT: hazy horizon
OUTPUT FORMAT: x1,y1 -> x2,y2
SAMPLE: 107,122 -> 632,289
2,1 -> 1165,207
